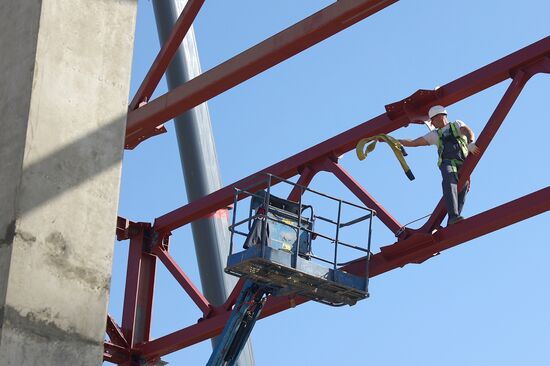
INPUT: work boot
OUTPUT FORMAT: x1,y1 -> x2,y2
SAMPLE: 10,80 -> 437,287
447,215 -> 464,226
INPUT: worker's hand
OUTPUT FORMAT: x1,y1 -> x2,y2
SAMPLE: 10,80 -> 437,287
468,142 -> 480,155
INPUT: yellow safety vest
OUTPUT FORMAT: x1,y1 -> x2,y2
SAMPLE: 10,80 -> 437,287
436,121 -> 469,176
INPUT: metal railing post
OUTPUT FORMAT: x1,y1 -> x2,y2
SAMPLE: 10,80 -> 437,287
333,201 -> 343,271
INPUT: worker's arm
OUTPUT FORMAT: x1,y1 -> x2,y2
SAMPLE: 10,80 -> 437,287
398,137 -> 429,147
460,125 -> 476,143
460,124 -> 480,155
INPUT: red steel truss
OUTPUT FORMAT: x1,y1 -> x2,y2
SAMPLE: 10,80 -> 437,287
104,1 -> 550,364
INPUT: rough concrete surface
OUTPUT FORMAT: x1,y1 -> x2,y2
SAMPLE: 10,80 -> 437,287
0,0 -> 43,319
0,0 -> 137,365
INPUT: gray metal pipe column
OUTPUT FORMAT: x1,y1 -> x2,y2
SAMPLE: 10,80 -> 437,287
152,2 -> 255,365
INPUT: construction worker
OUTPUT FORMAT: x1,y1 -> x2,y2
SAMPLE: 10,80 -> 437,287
398,105 -> 479,225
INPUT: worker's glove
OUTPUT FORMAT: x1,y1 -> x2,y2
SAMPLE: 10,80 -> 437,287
467,142 -> 479,154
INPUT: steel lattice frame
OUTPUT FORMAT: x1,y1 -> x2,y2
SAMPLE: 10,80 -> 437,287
104,0 -> 550,364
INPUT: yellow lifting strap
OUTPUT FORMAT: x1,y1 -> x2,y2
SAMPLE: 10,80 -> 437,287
356,134 -> 415,181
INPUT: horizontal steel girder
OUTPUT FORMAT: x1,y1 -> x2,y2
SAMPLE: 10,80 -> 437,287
125,0 -> 399,148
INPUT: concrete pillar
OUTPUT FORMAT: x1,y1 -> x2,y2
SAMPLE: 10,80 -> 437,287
0,1 -> 137,365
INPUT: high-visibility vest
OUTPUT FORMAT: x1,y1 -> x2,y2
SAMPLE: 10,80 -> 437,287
437,121 -> 469,175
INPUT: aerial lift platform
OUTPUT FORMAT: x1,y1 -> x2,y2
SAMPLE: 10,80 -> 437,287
207,175 -> 375,365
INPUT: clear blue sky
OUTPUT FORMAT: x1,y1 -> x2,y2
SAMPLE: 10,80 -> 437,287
110,1 -> 550,365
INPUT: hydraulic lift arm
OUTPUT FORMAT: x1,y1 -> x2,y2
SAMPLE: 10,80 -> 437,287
206,281 -> 269,366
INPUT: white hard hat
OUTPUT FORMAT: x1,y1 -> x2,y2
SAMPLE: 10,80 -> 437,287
428,105 -> 447,119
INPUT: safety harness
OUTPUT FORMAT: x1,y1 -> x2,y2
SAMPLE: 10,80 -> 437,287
436,121 -> 469,177
356,134 -> 415,181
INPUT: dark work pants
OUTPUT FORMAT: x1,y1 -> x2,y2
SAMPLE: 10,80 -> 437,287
440,160 -> 469,223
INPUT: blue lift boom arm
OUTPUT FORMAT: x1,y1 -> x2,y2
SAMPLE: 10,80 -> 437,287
206,281 -> 268,366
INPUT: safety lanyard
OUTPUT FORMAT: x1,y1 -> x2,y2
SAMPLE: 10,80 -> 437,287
356,134 -> 415,181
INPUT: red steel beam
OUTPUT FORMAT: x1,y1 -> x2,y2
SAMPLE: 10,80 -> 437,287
129,0 -> 205,111
220,278 -> 246,312
106,314 -> 129,349
120,231 -> 144,345
366,186 -> 550,275
154,246 -> 212,317
137,187 -> 550,359
322,159 -> 402,234
121,226 -> 156,352
287,165 -> 319,202
125,0 -> 399,147
152,37 -> 550,235
104,342 -> 130,364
